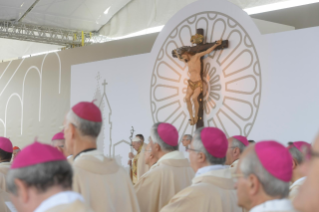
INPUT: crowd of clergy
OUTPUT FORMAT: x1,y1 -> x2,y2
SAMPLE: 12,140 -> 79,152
0,101 -> 317,212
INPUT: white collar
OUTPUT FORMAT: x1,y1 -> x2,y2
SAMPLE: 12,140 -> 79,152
157,151 -> 185,163
0,161 -> 11,165
67,155 -> 73,159
74,149 -> 104,162
34,191 -> 84,212
250,199 -> 294,212
231,159 -> 239,166
290,177 -> 306,189
195,165 -> 228,177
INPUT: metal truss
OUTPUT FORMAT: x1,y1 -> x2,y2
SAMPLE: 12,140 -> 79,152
0,21 -> 110,48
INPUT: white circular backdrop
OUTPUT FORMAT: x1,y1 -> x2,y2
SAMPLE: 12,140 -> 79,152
150,0 -> 263,138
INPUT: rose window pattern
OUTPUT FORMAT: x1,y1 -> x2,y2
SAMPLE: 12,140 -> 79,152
150,12 -> 261,137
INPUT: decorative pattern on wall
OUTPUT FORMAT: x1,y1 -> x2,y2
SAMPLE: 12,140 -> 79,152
94,72 -> 113,156
150,12 -> 262,137
94,72 -> 131,165
0,53 -> 64,147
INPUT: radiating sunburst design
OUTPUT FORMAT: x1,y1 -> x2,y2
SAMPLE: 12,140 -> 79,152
203,63 -> 221,114
150,12 -> 262,138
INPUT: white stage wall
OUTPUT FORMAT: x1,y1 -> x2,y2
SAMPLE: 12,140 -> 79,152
71,0 -> 319,167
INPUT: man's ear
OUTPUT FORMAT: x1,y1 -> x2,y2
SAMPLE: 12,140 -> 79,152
14,179 -> 29,204
154,143 -> 160,152
233,147 -> 240,158
248,174 -> 259,196
292,159 -> 298,169
68,123 -> 77,139
198,152 -> 206,163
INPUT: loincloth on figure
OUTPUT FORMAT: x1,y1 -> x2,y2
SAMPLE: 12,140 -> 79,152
188,80 -> 203,91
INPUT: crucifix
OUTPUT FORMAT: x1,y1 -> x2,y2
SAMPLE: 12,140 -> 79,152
172,28 -> 228,128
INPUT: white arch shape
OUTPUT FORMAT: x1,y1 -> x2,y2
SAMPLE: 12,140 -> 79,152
0,119 -> 5,136
39,52 -> 62,121
5,93 -> 23,136
0,61 -> 12,80
0,59 -> 24,97
22,66 -> 41,128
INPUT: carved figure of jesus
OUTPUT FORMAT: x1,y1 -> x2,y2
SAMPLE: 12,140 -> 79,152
173,40 -> 222,125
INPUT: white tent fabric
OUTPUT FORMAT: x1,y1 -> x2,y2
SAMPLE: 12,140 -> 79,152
0,0 -> 292,61
99,0 -> 290,38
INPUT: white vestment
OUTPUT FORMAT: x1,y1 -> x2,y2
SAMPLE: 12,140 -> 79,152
289,177 -> 306,201
250,199 -> 297,212
34,191 -> 92,212
134,151 -> 194,212
72,150 -> 140,212
161,165 -> 242,212
230,159 -> 239,174
0,162 -> 11,192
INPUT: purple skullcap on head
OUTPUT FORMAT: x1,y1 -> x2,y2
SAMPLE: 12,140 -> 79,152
0,137 -> 13,153
232,135 -> 249,146
255,141 -> 292,182
292,141 -> 311,152
200,127 -> 228,158
11,142 -> 66,169
51,132 -> 64,141
157,123 -> 178,146
72,101 -> 102,122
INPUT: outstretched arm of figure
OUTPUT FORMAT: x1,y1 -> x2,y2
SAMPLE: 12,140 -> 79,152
196,39 -> 222,58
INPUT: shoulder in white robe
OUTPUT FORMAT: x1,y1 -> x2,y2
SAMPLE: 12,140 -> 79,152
161,165 -> 242,212
289,177 -> 306,201
0,162 -> 11,192
134,151 -> 194,212
34,191 -> 92,212
250,199 -> 297,212
72,150 -> 140,212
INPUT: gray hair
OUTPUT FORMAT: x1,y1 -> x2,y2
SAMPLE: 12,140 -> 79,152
288,146 -> 303,165
7,160 -> 73,195
193,127 -> 226,165
240,149 -> 289,198
184,134 -> 193,141
231,137 -> 247,154
150,123 -> 178,152
67,110 -> 102,138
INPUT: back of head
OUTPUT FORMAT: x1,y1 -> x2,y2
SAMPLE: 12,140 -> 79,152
0,137 -> 13,161
232,136 -> 249,154
150,123 -> 179,152
7,160 -> 72,195
7,142 -> 72,195
288,141 -> 311,165
240,141 -> 292,198
193,127 -> 228,165
67,101 -> 103,138
51,132 -> 65,148
136,134 -> 145,143
184,134 -> 192,141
